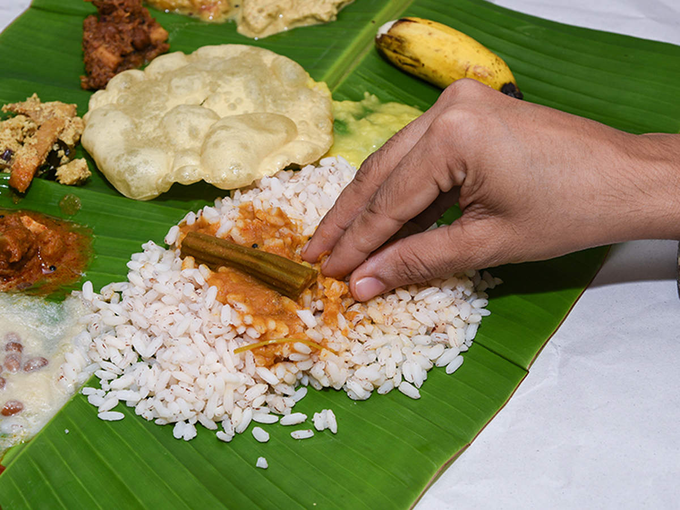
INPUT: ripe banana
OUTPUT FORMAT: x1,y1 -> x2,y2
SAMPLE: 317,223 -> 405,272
375,17 -> 523,99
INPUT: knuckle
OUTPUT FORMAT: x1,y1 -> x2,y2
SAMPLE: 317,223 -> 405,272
356,146 -> 387,181
431,106 -> 485,144
364,196 -> 385,219
348,161 -> 379,196
363,191 -> 404,227
447,78 -> 488,99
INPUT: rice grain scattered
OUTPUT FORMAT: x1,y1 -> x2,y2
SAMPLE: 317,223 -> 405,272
98,411 -> 125,421
252,426 -> 270,443
280,413 -> 307,426
291,429 -> 314,440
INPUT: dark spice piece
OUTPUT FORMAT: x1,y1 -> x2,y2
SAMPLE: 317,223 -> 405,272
41,140 -> 73,180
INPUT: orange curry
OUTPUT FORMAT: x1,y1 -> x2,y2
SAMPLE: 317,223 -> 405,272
180,204 -> 353,366
0,209 -> 91,294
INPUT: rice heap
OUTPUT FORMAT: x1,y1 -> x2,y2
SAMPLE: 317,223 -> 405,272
76,157 -> 499,441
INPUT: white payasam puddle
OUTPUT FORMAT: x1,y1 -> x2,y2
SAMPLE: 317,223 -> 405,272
66,156 -> 500,446
0,293 -> 95,451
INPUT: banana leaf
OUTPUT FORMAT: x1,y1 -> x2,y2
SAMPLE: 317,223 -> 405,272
1,0 -> 679,507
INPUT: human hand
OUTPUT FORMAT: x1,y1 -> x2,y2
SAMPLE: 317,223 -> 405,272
302,79 -> 680,301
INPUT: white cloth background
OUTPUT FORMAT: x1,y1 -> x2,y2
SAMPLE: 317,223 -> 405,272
1,1 -> 679,508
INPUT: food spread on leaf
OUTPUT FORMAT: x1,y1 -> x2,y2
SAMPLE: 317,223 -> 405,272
236,0 -> 355,39
327,93 -> 422,167
0,210 -> 92,294
145,0 -> 354,38
0,94 -> 90,193
0,294 -> 93,453
81,44 -> 333,200
145,0 -> 233,22
81,0 -> 170,90
0,0 -> 503,476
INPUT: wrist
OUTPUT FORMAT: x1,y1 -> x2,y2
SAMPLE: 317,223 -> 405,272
606,133 -> 680,242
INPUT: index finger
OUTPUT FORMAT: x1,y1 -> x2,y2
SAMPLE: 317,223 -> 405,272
301,102 -> 443,263
320,116 -> 465,278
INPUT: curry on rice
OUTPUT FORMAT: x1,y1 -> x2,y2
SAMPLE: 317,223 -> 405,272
179,202 -> 352,368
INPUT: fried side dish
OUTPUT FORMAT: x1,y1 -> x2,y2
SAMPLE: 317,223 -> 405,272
81,0 -> 170,90
0,94 -> 90,193
0,210 -> 91,294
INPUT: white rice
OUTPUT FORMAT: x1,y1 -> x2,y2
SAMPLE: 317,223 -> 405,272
252,426 -> 269,443
256,457 -> 268,469
74,157 -> 498,442
280,413 -> 308,426
291,429 -> 314,440
312,409 -> 338,433
216,431 -> 233,443
398,381 -> 421,400
98,411 -> 124,421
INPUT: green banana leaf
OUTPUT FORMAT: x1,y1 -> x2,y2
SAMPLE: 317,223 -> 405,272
1,0 -> 679,507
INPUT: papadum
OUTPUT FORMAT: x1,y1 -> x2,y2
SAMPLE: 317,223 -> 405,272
82,45 -> 333,200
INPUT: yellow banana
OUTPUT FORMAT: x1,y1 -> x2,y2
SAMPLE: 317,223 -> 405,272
375,17 -> 523,99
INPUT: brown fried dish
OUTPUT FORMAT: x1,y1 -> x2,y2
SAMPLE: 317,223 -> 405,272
0,94 -> 89,193
81,0 -> 170,90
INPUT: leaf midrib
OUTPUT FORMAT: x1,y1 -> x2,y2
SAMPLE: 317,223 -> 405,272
323,0 -> 415,91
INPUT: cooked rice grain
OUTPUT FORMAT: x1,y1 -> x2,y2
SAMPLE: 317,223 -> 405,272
76,157 -> 496,441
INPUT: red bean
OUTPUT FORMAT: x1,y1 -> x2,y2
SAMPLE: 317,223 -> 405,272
5,341 -> 23,353
23,357 -> 49,372
1,400 -> 23,416
0,377 -> 5,390
4,353 -> 21,373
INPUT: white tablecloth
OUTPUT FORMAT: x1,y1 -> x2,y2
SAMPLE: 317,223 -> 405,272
1,1 -> 678,508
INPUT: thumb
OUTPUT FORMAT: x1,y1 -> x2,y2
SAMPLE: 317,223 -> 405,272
348,217 -> 511,301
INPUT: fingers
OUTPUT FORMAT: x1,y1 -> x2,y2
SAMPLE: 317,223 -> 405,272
320,115 -> 466,278
385,189 -> 461,245
348,217 -> 510,301
301,99 -> 445,264
410,188 -> 461,231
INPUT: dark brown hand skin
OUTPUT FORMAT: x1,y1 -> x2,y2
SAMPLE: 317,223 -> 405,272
302,79 -> 680,301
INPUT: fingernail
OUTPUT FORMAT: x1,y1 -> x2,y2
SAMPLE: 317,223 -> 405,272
354,277 -> 386,302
